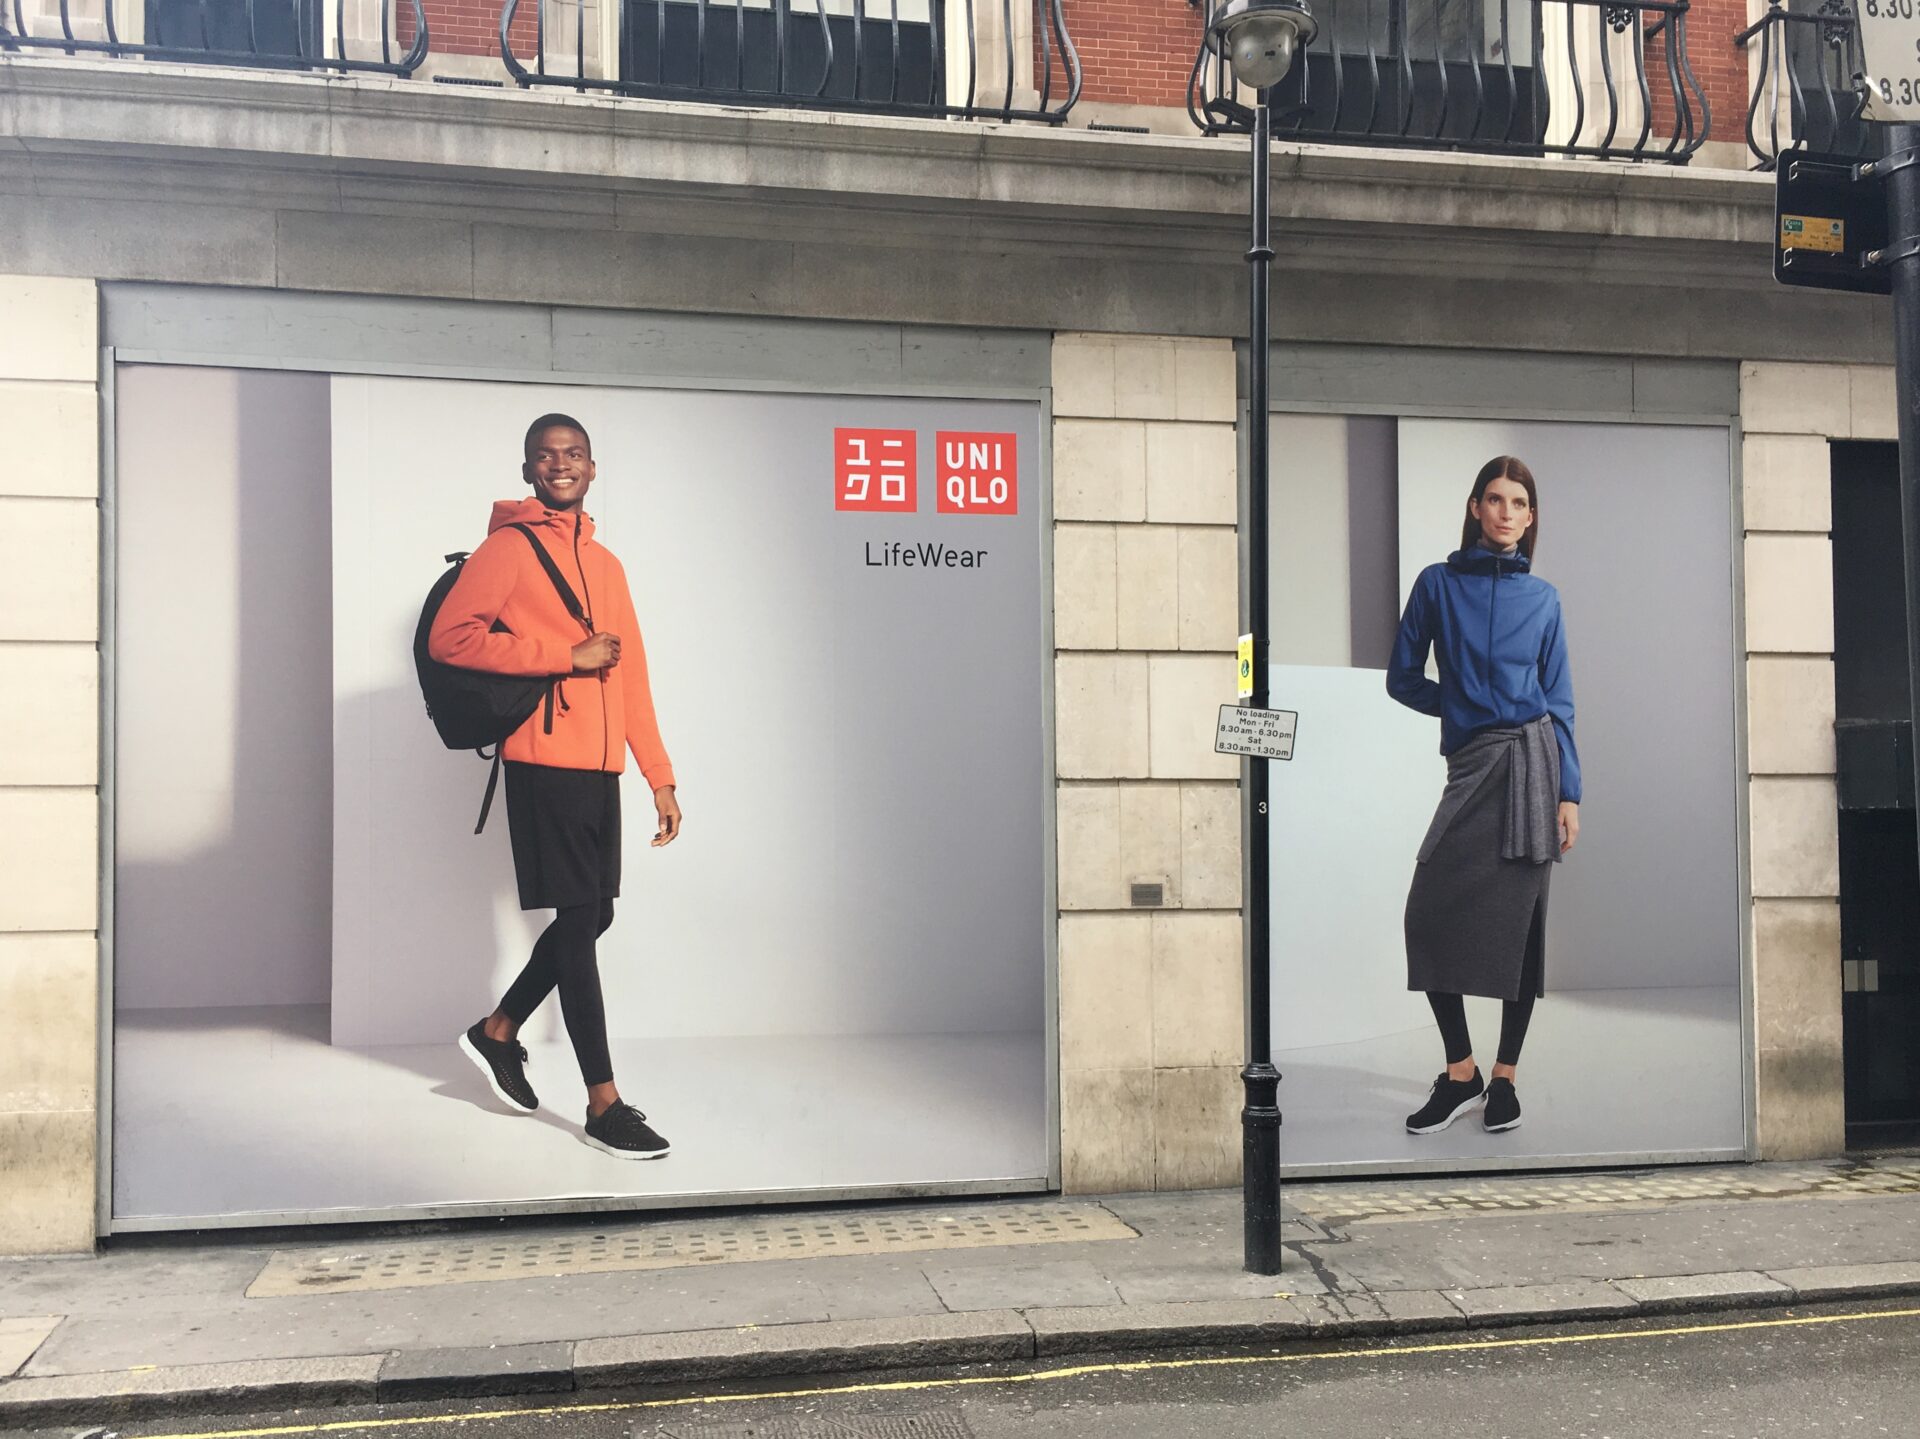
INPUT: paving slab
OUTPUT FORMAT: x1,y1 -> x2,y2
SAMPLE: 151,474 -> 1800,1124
1108,1264 -> 1315,1306
1611,1271 -> 1795,1313
1448,1282 -> 1640,1325
573,1310 -> 1035,1387
0,1319 -> 61,1379
378,1342 -> 574,1401
0,1354 -> 384,1426
1766,1260 -> 1920,1301
922,1259 -> 1119,1312
1025,1298 -> 1308,1356
1373,1289 -> 1470,1328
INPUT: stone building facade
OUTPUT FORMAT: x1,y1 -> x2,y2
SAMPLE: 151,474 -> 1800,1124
0,0 -> 1897,1249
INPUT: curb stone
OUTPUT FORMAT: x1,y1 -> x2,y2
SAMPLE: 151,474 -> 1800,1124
1765,1261 -> 1920,1302
378,1342 -> 575,1403
1449,1282 -> 1640,1326
7,1273 -> 1920,1426
0,1355 -> 383,1426
1612,1271 -> 1795,1313
573,1310 -> 1035,1388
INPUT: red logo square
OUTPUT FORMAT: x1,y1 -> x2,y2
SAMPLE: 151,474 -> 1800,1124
935,432 -> 1019,516
835,428 -> 918,512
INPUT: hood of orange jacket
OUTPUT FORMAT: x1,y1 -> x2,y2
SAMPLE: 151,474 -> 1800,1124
488,496 -> 597,544
425,498 -> 676,789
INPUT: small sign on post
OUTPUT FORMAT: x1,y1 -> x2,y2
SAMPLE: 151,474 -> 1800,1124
1237,634 -> 1254,699
1215,704 -> 1298,762
1774,154 -> 1891,296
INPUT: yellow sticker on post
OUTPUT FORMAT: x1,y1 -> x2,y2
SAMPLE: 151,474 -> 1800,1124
1238,634 -> 1254,699
1781,214 -> 1846,254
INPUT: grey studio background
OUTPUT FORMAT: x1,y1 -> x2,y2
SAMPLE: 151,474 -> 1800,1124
1265,414 -> 1747,1170
111,359 -> 1049,1224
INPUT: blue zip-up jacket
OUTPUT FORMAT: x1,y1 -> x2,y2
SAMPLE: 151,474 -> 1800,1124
1387,545 -> 1582,804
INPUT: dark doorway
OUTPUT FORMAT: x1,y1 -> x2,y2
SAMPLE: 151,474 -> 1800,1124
1831,439 -> 1920,1137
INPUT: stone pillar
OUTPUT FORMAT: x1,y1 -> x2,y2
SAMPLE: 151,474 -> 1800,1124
1738,359 -> 1894,1159
0,275 -> 103,1252
1051,332 -> 1244,1193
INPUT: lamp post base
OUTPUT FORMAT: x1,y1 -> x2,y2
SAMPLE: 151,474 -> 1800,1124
1242,1060 -> 1283,1274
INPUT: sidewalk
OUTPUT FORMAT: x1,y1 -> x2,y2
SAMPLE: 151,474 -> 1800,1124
6,1155 -> 1920,1426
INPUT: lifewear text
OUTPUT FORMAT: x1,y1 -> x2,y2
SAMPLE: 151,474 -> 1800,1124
865,540 -> 989,569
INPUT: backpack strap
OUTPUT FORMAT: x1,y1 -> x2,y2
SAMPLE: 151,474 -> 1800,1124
474,748 -> 504,834
507,523 -> 591,634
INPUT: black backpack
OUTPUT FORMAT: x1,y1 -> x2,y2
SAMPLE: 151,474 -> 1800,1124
413,523 -> 590,833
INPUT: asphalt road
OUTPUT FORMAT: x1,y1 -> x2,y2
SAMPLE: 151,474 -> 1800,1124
31,1301 -> 1920,1439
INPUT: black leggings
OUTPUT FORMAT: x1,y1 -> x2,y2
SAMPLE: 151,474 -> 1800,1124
1425,914 -> 1544,1070
498,900 -> 616,1086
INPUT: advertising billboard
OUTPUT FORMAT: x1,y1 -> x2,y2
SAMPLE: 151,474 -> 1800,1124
1265,414 -> 1747,1170
111,364 -> 1050,1224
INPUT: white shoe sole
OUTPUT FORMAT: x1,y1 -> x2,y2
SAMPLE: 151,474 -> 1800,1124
458,1031 -> 537,1114
1484,1115 -> 1523,1133
582,1132 -> 671,1161
1406,1093 -> 1484,1135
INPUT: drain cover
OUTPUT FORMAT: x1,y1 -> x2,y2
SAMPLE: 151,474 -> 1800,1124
247,1202 -> 1134,1297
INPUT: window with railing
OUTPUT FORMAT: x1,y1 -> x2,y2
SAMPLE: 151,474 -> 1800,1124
0,0 -> 425,69
618,0 -> 936,106
499,0 -> 1078,119
1190,0 -> 1706,162
1737,0 -> 1876,168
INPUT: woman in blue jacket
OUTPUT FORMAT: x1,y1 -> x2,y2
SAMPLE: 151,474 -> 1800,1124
1387,456 -> 1580,1137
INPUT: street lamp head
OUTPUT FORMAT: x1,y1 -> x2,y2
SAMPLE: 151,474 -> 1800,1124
1206,0 -> 1317,92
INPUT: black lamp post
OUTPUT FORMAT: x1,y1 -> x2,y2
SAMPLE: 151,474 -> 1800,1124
1205,0 -> 1315,1278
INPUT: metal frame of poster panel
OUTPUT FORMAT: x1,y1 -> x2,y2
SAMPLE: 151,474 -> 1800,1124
92,287 -> 1061,1235
1239,343 -> 1758,1177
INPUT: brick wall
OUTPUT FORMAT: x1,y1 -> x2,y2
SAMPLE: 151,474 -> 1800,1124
1648,0 -> 1750,151
1039,0 -> 1203,110
403,0 -> 537,61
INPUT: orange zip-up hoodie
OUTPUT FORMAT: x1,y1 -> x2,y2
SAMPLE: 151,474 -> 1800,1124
427,498 -> 675,790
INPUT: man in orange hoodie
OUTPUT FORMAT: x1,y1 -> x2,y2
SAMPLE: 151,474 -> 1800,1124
429,413 -> 681,1160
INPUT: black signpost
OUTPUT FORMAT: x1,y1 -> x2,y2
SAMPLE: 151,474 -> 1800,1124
1774,120 -> 1920,824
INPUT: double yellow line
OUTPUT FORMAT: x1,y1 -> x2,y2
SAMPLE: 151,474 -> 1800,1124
135,1305 -> 1920,1439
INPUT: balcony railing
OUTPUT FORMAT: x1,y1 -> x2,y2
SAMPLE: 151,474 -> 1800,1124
1188,0 -> 1708,163
0,0 -> 427,72
1735,0 -> 1872,170
497,0 -> 1081,122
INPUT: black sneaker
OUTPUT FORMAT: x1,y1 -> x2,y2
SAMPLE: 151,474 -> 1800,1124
1483,1077 -> 1522,1132
459,1021 -> 537,1113
1405,1069 -> 1485,1134
583,1101 -> 671,1160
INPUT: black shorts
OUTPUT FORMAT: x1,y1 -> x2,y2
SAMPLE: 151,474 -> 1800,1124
503,762 -> 622,912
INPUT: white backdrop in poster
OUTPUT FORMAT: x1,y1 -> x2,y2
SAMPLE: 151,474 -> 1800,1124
331,375 -> 1047,1049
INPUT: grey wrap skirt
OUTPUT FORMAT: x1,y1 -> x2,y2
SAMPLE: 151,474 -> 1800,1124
1404,715 -> 1561,1002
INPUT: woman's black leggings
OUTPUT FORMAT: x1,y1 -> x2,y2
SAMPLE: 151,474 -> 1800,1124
1425,919 -> 1544,1070
498,900 -> 616,1086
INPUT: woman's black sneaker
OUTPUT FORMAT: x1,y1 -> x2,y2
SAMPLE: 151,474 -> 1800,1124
583,1101 -> 671,1160
459,1021 -> 538,1113
1405,1069 -> 1485,1134
1483,1077 -> 1523,1132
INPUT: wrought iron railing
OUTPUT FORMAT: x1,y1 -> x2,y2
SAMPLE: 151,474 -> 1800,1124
1735,0 -> 1873,170
0,0 -> 427,72
498,0 -> 1080,121
1188,0 -> 1708,163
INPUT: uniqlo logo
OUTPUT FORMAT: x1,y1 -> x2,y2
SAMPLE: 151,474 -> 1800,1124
835,429 -> 917,512
935,432 -> 1018,516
